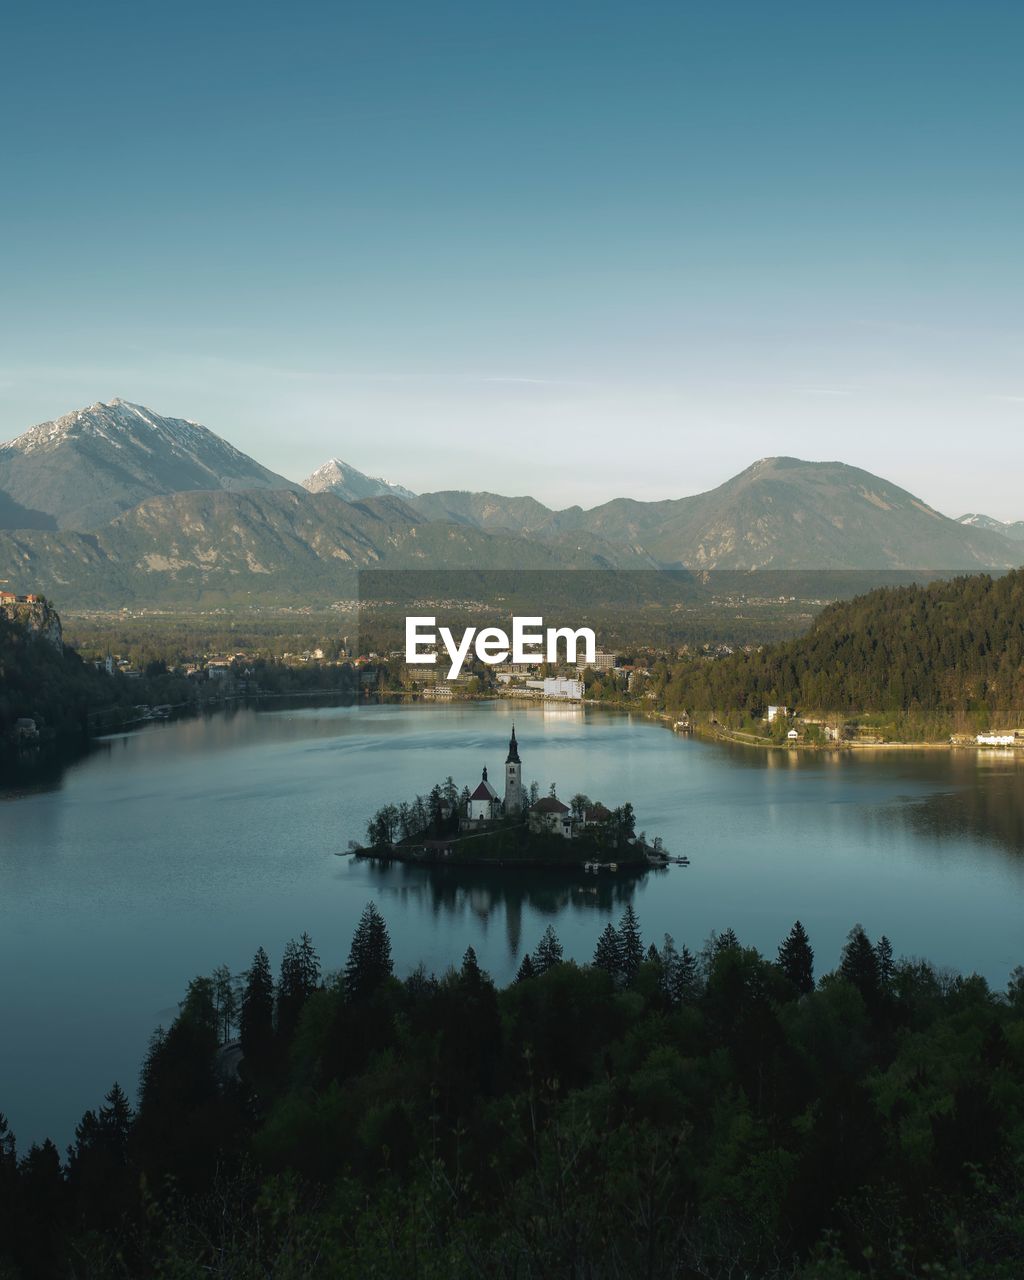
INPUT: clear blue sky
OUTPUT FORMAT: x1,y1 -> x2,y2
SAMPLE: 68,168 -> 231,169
2,1 -> 1021,516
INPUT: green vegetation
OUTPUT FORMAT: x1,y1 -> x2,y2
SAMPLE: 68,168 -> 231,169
362,780 -> 641,864
0,610 -> 186,750
0,604 -> 367,759
1,907 -> 1022,1278
586,569 -> 1024,740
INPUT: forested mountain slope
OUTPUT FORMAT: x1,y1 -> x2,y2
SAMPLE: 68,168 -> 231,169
654,569 -> 1024,733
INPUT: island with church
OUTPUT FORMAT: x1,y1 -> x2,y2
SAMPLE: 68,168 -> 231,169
354,726 -> 678,869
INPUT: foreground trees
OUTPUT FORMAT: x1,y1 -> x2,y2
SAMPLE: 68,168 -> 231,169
1,908 -> 1022,1279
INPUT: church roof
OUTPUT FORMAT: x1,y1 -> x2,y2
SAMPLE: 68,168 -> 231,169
505,724 -> 521,764
470,779 -> 498,801
531,795 -> 569,814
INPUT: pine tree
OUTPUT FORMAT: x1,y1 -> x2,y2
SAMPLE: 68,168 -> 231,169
277,940 -> 304,1040
239,946 -> 275,1065
715,927 -> 740,953
138,1027 -> 167,1111
515,953 -> 536,982
840,923 -> 881,1004
297,932 -> 322,993
344,902 -> 394,1002
212,964 -> 238,1044
618,904 -> 643,982
0,1112 -> 16,1213
98,1082 -> 132,1154
592,922 -> 623,981
0,1112 -> 15,1168
461,946 -> 482,983
533,925 -> 564,974
875,935 -> 895,990
672,943 -> 701,1005
777,920 -> 815,995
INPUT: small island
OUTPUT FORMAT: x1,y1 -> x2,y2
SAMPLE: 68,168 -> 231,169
355,725 -> 677,870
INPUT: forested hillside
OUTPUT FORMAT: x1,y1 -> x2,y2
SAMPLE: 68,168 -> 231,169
0,606 -> 108,746
1,907 -> 1021,1278
1,604 -> 199,749
642,569 -> 1024,737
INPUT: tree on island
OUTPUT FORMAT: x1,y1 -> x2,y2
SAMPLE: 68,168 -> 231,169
570,793 -> 592,823
777,920 -> 815,995
344,902 -> 393,1002
514,953 -> 536,983
612,802 -> 636,843
366,803 -> 400,848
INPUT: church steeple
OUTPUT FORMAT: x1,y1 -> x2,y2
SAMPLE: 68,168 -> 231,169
504,725 -> 523,816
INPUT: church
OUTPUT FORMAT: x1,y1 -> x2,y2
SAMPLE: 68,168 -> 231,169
463,725 -> 523,827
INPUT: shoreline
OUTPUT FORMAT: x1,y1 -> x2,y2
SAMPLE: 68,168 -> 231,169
692,723 -> 963,753
74,684 -> 1023,760
352,849 -> 655,873
466,688 -> 1019,755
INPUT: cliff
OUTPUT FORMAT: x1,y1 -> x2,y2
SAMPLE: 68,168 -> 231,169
0,597 -> 62,651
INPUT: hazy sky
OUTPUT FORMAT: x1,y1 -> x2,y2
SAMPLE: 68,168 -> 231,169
2,1 -> 1021,517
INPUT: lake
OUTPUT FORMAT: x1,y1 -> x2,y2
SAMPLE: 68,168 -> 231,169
2,698 -> 1023,1149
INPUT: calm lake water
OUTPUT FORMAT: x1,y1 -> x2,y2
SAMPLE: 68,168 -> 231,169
2,698 -> 1024,1148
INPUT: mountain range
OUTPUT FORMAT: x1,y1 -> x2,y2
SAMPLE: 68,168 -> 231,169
0,399 -> 1019,608
0,399 -> 301,530
956,513 -> 1024,543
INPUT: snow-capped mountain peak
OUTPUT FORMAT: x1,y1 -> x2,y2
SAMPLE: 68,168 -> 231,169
302,456 -> 416,503
0,399 -> 300,530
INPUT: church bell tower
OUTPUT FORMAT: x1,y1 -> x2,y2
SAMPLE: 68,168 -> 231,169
504,724 -> 524,816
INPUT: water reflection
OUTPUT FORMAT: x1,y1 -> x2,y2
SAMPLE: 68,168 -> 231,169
364,860 -> 655,959
0,693 -> 364,798
899,759 -> 1024,855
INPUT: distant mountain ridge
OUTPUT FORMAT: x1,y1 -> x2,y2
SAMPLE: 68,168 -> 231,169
0,488 -> 650,608
405,458 -> 1019,571
0,398 -> 1020,607
957,513 -> 1024,543
0,399 -> 300,530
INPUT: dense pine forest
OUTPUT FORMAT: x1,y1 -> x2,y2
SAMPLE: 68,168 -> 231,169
586,570 -> 1024,739
1,906 -> 1022,1278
